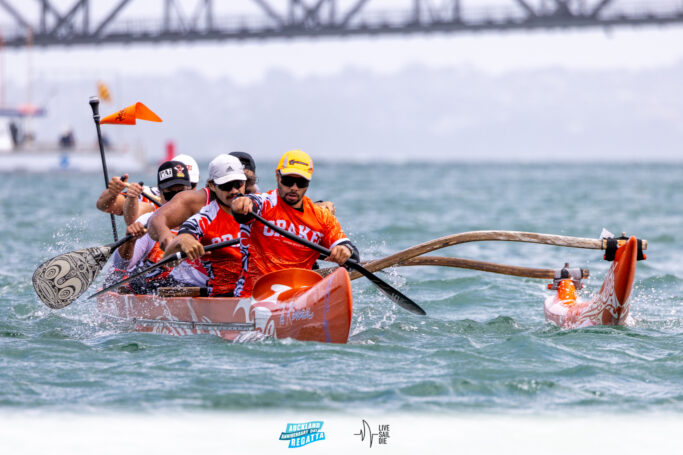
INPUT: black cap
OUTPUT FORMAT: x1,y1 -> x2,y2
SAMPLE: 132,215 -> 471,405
157,160 -> 191,190
229,151 -> 256,172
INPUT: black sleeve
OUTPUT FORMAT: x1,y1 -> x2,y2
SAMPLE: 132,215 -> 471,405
231,194 -> 259,224
338,240 -> 360,265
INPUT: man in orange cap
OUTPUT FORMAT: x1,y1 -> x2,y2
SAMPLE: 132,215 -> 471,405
148,151 -> 336,252
231,149 -> 359,297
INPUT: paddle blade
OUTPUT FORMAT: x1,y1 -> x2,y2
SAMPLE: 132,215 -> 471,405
349,263 -> 426,316
32,246 -> 114,309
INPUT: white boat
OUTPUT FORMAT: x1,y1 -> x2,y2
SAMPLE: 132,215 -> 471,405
0,115 -> 147,173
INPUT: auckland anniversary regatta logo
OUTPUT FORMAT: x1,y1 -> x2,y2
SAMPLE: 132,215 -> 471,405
279,421 -> 326,448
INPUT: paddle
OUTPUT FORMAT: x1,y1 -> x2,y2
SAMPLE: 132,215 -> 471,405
123,179 -> 162,207
90,96 -> 119,241
88,238 -> 239,299
249,212 -> 426,316
33,234 -> 134,309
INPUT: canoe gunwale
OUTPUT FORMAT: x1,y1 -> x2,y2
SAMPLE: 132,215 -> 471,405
96,267 -> 353,343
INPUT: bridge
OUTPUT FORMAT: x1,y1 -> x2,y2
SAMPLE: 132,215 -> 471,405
0,0 -> 682,48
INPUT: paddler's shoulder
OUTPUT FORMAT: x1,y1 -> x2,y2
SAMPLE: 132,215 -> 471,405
250,189 -> 278,207
303,196 -> 336,223
174,187 -> 210,206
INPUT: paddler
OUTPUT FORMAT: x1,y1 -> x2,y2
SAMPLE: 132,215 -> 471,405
230,149 -> 359,297
148,151 -> 335,251
162,154 -> 247,296
229,151 -> 260,193
108,160 -> 202,292
95,154 -> 200,225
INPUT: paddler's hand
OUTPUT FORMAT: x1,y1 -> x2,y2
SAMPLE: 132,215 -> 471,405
165,233 -> 206,261
231,196 -> 253,216
125,221 -> 147,239
158,234 -> 175,252
315,201 -> 336,215
108,174 -> 128,196
327,245 -> 352,266
126,181 -> 144,199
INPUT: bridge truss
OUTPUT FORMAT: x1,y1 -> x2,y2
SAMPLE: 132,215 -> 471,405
0,0 -> 682,48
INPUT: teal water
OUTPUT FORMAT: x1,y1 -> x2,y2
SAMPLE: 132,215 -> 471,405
1,163 -> 682,414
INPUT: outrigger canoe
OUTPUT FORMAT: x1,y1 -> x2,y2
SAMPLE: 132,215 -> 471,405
97,267 -> 353,343
544,236 -> 641,328
34,229 -> 647,339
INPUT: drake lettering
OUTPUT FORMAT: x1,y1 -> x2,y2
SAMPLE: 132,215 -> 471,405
263,221 -> 322,243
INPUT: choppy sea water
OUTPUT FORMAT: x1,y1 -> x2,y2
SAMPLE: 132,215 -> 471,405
1,163 -> 682,448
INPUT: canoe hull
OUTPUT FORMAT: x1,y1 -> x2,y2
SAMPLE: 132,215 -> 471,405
544,236 -> 639,328
97,268 -> 353,343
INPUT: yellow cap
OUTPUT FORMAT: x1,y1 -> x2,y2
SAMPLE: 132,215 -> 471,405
276,149 -> 314,180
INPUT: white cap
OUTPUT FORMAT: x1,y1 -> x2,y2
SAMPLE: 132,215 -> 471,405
209,154 -> 246,185
173,154 -> 200,184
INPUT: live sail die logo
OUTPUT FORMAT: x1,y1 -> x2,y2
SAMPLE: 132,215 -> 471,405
354,419 -> 390,447
279,421 -> 326,448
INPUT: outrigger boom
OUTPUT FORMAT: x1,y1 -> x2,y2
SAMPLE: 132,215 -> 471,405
341,230 -> 646,280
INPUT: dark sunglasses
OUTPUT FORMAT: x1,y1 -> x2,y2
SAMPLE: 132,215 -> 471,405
280,174 -> 309,188
216,180 -> 244,191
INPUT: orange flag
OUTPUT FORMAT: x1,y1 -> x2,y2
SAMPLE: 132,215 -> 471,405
100,102 -> 162,125
97,81 -> 112,103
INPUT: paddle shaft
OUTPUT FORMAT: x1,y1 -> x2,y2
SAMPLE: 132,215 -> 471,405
90,96 -> 118,242
109,234 -> 135,250
249,212 -> 426,315
89,237 -> 239,298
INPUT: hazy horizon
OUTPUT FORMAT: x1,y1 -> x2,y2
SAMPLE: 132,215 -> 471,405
3,59 -> 682,163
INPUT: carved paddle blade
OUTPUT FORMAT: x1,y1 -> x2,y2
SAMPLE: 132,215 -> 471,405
33,246 -> 113,309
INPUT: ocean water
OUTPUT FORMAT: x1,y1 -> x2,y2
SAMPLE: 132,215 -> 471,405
1,162 -> 682,421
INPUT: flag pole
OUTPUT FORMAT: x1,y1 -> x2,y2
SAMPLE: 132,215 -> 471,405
89,96 -> 118,242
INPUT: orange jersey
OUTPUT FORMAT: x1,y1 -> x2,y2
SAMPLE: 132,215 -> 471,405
178,200 -> 242,296
235,190 -> 350,296
140,185 -> 161,206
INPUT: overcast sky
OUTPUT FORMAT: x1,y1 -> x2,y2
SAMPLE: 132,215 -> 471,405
2,0 -> 683,86
2,1 -> 682,162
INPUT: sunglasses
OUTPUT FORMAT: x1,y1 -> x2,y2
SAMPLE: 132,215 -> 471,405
279,174 -> 309,188
216,180 -> 244,191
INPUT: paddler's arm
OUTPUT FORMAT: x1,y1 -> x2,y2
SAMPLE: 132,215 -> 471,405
164,233 -> 206,261
96,174 -> 128,215
324,241 -> 359,267
230,194 -> 260,223
148,189 -> 206,250
122,182 -> 154,226
117,221 -> 146,261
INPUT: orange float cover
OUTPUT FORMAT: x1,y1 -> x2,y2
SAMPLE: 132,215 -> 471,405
544,236 -> 639,328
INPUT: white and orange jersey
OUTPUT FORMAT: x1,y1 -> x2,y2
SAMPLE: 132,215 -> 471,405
111,212 -> 160,271
110,212 -> 208,286
140,185 -> 161,206
178,200 -> 242,296
235,189 -> 350,296
119,185 -> 161,207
